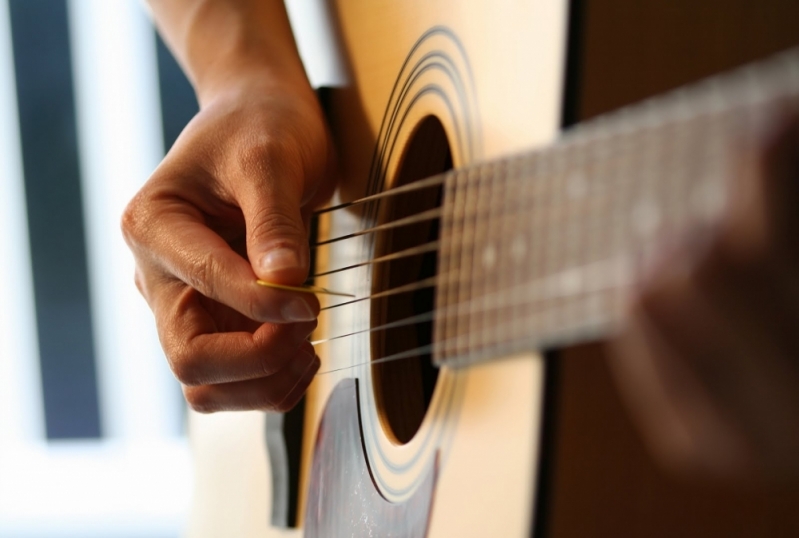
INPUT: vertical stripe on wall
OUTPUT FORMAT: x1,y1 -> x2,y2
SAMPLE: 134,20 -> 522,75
0,0 -> 44,445
8,0 -> 101,439
67,0 -> 185,440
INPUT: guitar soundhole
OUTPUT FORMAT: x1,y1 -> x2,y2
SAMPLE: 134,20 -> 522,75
371,116 -> 451,445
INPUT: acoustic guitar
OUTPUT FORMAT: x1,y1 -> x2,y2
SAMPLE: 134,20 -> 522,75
184,1 -> 799,537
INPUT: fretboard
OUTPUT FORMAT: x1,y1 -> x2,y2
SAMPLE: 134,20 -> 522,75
434,47 -> 799,368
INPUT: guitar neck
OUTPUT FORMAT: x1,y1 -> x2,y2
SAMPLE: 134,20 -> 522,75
435,47 -> 799,368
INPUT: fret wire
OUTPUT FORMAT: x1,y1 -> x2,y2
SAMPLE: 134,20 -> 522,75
468,160 -> 495,352
495,159 -> 513,345
517,150 -> 538,343
441,164 -> 466,358
486,158 -> 511,349
434,170 -> 456,362
460,164 -> 485,355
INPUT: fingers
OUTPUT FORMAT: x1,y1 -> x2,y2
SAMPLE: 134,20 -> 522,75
614,218 -> 799,477
723,112 -> 799,264
236,143 -> 312,286
183,342 -> 320,413
123,193 -> 318,324
120,86 -> 338,416
154,283 -> 319,413
150,280 -> 314,383
758,111 -> 799,248
609,311 -> 749,476
618,246 -> 754,475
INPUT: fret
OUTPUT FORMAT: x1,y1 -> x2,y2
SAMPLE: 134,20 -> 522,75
436,169 -> 461,361
435,47 -> 799,368
450,165 -> 479,357
479,159 -> 508,352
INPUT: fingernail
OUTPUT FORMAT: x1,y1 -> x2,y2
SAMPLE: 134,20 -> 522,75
260,247 -> 301,274
282,298 -> 316,322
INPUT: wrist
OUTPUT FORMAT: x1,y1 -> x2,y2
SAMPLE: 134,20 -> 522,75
155,0 -> 311,107
195,58 -> 312,109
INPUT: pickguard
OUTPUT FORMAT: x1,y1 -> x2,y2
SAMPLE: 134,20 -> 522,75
304,378 -> 437,537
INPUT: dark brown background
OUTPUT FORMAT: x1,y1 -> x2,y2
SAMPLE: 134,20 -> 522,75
546,1 -> 799,536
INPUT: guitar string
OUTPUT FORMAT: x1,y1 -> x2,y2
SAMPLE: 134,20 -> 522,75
306,151 -> 650,367
314,185 -> 636,310
312,173 -> 448,215
308,154 -> 550,249
309,46 -> 799,225
306,52 -> 799,375
313,260 -> 635,376
306,127 -> 704,302
311,241 -> 440,278
307,158 -> 628,252
311,254 -> 636,348
311,207 -> 443,247
309,230 -> 644,375
307,128 -> 665,250
308,114 -> 755,256
319,275 -> 440,311
307,144 -> 621,277
310,310 -> 436,346
313,296 -> 620,377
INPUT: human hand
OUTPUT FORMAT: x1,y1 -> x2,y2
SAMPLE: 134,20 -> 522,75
610,114 -> 799,480
122,74 -> 336,413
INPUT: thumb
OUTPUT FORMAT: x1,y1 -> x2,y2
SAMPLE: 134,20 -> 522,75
240,176 -> 310,286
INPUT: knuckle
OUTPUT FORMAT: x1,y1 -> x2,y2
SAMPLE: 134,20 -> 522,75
236,131 -> 307,194
133,268 -> 146,297
232,387 -> 274,412
245,292 -> 268,323
186,253 -> 218,300
250,205 -> 305,244
184,387 -> 218,414
258,352 -> 283,378
120,194 -> 149,247
270,398 -> 294,413
169,344 -> 204,387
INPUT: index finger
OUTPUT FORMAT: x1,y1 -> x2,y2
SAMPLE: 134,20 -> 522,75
124,198 -> 318,323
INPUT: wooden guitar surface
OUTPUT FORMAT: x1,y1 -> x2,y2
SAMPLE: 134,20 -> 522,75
183,1 -> 799,537
187,2 -> 565,536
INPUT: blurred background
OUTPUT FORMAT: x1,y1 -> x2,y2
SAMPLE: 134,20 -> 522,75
0,0 -> 198,536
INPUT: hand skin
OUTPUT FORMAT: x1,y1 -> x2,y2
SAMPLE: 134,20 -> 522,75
122,0 -> 335,413
609,113 -> 799,481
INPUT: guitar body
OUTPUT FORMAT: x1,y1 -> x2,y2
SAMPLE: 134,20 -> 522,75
187,2 -> 566,537
304,2 -> 566,536
183,1 -> 799,537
